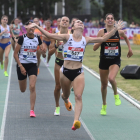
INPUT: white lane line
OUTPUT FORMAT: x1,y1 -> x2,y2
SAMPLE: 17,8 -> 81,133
42,59 -> 95,140
0,51 -> 13,140
82,64 -> 140,110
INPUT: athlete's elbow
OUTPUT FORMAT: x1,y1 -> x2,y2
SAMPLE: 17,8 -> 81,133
93,46 -> 96,51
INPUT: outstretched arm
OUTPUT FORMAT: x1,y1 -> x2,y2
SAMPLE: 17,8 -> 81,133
26,23 -> 69,41
86,20 -> 124,44
49,39 -> 57,56
93,29 -> 104,51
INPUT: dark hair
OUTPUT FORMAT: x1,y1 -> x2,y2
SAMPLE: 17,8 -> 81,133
71,22 -> 75,34
105,13 -> 114,20
25,20 -> 33,25
11,18 -> 19,24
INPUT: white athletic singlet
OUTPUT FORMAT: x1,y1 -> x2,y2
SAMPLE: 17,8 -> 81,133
63,34 -> 87,62
18,34 -> 40,63
0,25 -> 10,39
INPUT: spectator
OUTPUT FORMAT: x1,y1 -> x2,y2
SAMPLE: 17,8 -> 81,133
129,22 -> 136,28
88,20 -> 93,28
29,17 -> 33,22
83,18 -> 88,28
99,18 -> 105,28
53,19 -> 57,27
40,17 -> 44,24
135,23 -> 139,28
92,20 -> 99,28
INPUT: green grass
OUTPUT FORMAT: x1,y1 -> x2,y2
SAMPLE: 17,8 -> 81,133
83,44 -> 140,101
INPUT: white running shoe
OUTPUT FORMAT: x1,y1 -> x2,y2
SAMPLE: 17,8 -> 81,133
44,57 -> 47,63
46,63 -> 49,67
54,107 -> 60,116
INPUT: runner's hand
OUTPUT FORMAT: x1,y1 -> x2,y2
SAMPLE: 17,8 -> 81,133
127,49 -> 133,58
114,20 -> 124,30
40,45 -> 46,53
3,29 -> 8,34
25,23 -> 37,28
20,66 -> 26,76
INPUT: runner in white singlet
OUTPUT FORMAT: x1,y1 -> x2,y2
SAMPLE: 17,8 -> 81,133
27,19 -> 124,130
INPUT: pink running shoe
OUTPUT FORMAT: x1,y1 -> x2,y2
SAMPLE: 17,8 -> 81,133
30,110 -> 36,117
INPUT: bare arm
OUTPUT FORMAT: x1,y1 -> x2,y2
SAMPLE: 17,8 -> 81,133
14,43 -> 27,75
27,23 -> 69,41
48,39 -> 57,56
10,25 -> 16,38
93,29 -> 104,51
14,43 -> 22,66
86,20 -> 124,44
119,30 -> 133,58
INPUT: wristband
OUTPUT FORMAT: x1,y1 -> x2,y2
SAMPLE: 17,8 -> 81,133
55,44 -> 58,49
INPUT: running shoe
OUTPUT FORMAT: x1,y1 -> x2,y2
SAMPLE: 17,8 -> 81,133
4,71 -> 8,77
100,104 -> 107,115
71,120 -> 81,131
37,68 -> 39,75
1,64 -> 4,69
46,63 -> 49,67
44,57 -> 47,62
30,110 -> 36,117
54,106 -> 60,116
65,99 -> 72,111
114,94 -> 121,106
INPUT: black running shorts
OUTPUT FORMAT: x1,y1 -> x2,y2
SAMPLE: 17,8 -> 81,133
99,57 -> 121,70
17,63 -> 37,80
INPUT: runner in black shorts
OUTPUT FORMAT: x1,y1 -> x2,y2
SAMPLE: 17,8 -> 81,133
14,21 -> 46,117
93,13 -> 133,115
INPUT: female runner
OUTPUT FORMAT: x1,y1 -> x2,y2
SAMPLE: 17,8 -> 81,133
93,13 -> 133,115
49,16 -> 70,116
27,19 -> 124,130
0,15 -> 12,76
10,18 -> 24,50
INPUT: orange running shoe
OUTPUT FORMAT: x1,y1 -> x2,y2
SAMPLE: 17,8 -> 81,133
38,68 -> 39,75
71,120 -> 81,131
65,99 -> 72,111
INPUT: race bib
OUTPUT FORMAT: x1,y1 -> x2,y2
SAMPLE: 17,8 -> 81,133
65,47 -> 84,60
104,46 -> 119,56
14,29 -> 20,34
2,32 -> 10,38
23,49 -> 36,59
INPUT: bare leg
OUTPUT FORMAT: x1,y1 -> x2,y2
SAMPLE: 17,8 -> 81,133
73,73 -> 85,121
29,75 -> 37,111
108,65 -> 120,95
18,78 -> 27,92
0,47 -> 4,65
4,44 -> 11,72
54,63 -> 61,107
99,69 -> 109,105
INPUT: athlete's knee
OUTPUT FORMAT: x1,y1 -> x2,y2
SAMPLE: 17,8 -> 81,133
101,83 -> 108,89
29,84 -> 35,92
108,77 -> 115,84
5,56 -> 8,59
75,94 -> 82,101
55,84 -> 61,91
